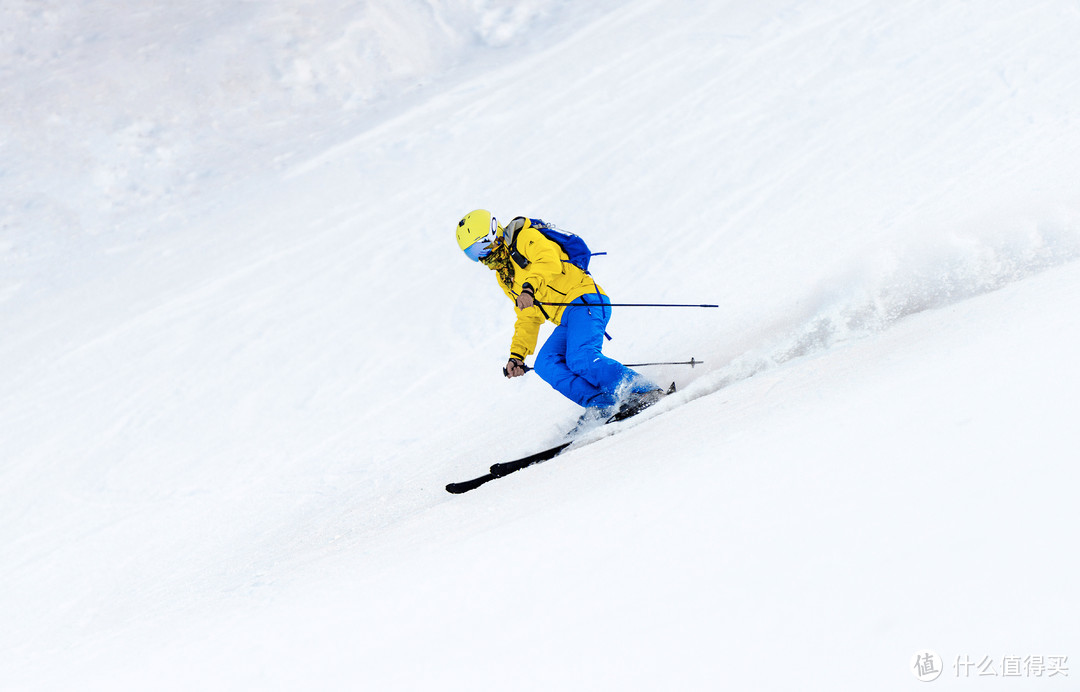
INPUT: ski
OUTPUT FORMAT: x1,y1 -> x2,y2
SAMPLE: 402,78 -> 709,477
490,441 -> 573,477
445,442 -> 572,494
445,383 -> 677,494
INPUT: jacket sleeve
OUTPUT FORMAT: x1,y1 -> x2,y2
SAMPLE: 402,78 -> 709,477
509,305 -> 546,361
506,225 -> 568,360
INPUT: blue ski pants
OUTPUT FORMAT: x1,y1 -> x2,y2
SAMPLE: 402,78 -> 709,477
533,294 -> 653,408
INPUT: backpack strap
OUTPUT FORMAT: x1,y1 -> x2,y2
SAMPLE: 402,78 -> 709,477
505,217 -> 530,269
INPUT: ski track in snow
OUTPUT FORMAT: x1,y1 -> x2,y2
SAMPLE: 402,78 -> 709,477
3,0 -> 1080,689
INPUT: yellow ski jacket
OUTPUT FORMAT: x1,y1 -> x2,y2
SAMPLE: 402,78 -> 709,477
495,220 -> 606,361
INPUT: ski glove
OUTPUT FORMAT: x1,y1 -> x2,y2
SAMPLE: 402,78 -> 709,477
515,284 -> 536,310
504,358 -> 527,378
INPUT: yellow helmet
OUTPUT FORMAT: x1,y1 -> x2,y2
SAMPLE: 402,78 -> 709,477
457,209 -> 503,262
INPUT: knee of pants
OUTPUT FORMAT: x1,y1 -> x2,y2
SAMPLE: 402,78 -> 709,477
565,346 -> 605,375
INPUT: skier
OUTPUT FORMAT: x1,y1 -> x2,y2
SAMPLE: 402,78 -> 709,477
456,209 -> 664,418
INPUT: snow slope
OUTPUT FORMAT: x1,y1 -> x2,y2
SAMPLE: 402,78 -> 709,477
3,0 -> 1079,689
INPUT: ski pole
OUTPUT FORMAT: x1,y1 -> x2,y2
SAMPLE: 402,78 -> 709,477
505,357 -> 703,377
538,301 -> 718,308
625,357 -> 704,368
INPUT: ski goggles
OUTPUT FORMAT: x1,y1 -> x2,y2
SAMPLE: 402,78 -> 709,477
463,236 -> 493,262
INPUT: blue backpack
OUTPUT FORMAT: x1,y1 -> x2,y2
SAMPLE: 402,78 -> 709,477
507,217 -> 602,273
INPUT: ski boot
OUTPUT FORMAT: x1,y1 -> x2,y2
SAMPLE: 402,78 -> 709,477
606,382 -> 676,423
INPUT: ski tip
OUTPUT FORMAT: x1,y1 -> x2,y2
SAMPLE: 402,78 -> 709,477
446,473 -> 496,494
